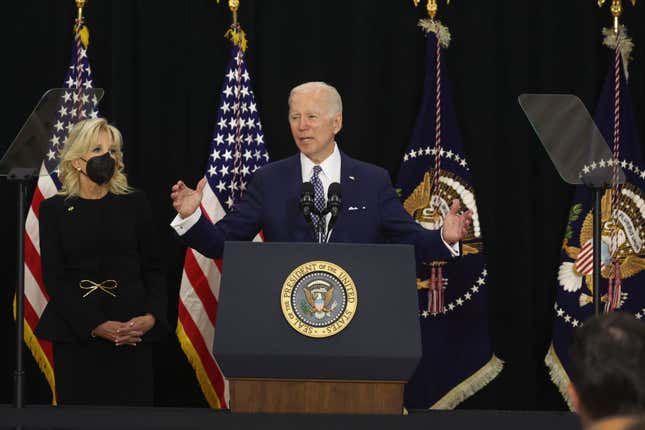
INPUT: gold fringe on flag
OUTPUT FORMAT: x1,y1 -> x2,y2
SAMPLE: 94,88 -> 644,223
418,19 -> 451,48
545,343 -> 574,411
430,355 -> 504,409
176,321 -> 224,409
78,25 -> 90,48
602,25 -> 634,79
13,296 -> 57,405
224,25 -> 247,52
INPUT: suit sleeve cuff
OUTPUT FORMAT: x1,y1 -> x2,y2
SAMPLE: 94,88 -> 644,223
440,228 -> 460,257
170,208 -> 202,236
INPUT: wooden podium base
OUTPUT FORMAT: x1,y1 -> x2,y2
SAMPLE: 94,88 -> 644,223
229,378 -> 404,414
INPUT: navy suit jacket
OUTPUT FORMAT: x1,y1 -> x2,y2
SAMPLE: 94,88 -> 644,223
182,151 -> 452,263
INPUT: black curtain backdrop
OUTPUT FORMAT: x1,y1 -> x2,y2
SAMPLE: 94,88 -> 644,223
2,0 -> 644,410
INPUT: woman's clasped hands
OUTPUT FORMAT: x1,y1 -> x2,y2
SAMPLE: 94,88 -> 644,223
91,314 -> 156,346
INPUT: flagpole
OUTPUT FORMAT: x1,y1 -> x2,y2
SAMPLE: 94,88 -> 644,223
592,189 -> 602,315
76,0 -> 86,22
593,0 -> 617,315
229,0 -> 239,26
595,0 -> 637,313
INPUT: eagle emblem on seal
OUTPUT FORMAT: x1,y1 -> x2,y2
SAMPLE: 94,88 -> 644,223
558,184 -> 645,308
303,280 -> 337,319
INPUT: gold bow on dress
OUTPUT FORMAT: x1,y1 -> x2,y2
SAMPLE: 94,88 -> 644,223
79,279 -> 118,298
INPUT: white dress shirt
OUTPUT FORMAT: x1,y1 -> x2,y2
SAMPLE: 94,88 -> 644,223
300,142 -> 342,235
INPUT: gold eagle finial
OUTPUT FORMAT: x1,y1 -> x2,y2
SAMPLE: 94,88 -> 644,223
597,0 -> 637,33
216,0 -> 240,25
413,0 -> 451,20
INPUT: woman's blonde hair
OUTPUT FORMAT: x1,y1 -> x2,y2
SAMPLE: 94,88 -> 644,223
57,118 -> 132,197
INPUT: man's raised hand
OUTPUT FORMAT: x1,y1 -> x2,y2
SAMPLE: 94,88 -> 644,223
171,177 -> 207,218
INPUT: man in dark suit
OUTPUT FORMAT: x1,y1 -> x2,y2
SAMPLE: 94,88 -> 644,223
170,82 -> 471,260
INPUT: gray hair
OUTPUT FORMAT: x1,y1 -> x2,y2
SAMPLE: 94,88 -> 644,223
288,81 -> 343,116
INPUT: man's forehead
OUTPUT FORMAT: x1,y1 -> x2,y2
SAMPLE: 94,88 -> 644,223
292,86 -> 330,100
289,90 -> 329,110
289,104 -> 325,114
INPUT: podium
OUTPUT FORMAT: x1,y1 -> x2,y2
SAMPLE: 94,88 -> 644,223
215,242 -> 422,414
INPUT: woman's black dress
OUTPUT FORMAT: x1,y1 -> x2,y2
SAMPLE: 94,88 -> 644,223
35,191 -> 167,406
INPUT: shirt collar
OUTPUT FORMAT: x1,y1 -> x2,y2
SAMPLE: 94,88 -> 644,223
300,142 -> 341,183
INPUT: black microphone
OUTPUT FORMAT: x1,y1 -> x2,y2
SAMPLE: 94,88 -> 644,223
326,182 -> 342,233
299,182 -> 315,225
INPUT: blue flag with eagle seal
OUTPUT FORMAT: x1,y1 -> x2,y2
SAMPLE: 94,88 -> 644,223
546,27 -> 645,408
396,21 -> 503,410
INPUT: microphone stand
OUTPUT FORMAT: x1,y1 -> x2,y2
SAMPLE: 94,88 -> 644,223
324,188 -> 342,243
315,209 -> 327,244
325,212 -> 340,243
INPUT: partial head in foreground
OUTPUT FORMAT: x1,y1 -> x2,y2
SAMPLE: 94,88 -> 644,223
568,311 -> 645,429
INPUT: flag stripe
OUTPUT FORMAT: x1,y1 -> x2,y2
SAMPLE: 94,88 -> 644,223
574,241 -> 606,275
183,251 -> 218,324
201,183 -> 226,224
24,266 -> 48,317
193,252 -> 223,302
24,232 -> 48,300
29,187 -> 45,220
179,273 -> 215,345
177,301 -> 227,407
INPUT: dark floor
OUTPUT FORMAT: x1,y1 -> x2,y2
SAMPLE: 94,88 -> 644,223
0,405 -> 580,430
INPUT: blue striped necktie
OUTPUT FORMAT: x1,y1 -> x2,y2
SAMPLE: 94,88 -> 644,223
310,165 -> 326,242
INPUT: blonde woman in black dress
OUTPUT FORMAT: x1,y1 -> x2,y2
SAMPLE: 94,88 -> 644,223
36,118 -> 166,405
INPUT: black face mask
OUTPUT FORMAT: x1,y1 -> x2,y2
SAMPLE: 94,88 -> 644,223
80,152 -> 116,185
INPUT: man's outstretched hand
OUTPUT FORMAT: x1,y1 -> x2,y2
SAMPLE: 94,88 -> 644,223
171,177 -> 207,219
441,199 -> 472,245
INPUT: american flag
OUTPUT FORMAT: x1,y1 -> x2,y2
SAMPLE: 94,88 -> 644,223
176,44 -> 269,409
22,19 -> 99,405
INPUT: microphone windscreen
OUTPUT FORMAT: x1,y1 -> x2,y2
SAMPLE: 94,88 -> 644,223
327,182 -> 341,199
301,181 -> 314,196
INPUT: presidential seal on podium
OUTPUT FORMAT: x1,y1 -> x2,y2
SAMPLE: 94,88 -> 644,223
281,261 -> 357,338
